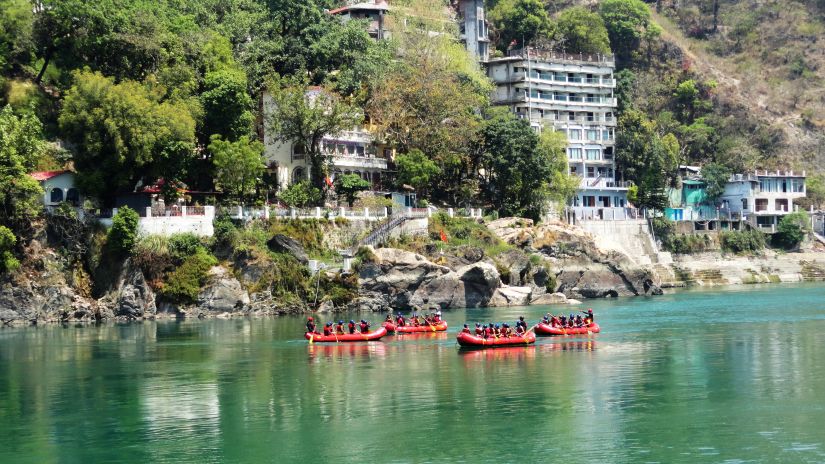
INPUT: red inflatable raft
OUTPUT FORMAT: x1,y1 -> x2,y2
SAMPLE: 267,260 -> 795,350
305,326 -> 388,343
456,331 -> 536,348
383,321 -> 448,333
535,323 -> 600,336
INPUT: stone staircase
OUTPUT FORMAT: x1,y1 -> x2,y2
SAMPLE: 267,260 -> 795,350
801,260 -> 825,281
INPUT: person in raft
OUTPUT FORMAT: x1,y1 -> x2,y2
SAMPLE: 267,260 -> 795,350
323,322 -> 334,336
461,324 -> 471,334
359,319 -> 371,333
474,323 -> 484,336
395,312 -> 406,327
336,320 -> 346,335
434,311 -> 442,323
348,320 -> 356,334
582,308 -> 594,324
385,313 -> 393,324
306,317 -> 318,334
516,316 -> 528,332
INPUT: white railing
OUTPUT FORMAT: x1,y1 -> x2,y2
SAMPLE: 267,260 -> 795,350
566,207 -> 644,222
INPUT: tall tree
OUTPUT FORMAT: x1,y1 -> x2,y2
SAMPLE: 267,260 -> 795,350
334,173 -> 370,207
0,106 -> 44,235
599,0 -> 660,62
488,0 -> 555,51
200,68 -> 254,141
265,77 -> 361,194
395,149 -> 441,199
556,7 -> 611,55
58,71 -> 196,202
208,135 -> 264,203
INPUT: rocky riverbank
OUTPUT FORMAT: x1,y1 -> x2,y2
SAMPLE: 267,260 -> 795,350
5,215 -> 825,325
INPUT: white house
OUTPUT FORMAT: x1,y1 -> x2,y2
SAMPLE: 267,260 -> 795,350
262,88 -> 389,192
720,170 -> 806,231
30,170 -> 82,207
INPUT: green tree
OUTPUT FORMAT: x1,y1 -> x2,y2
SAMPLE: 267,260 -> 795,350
800,174 -> 825,210
615,69 -> 636,115
478,110 -> 559,220
616,110 -> 679,210
0,0 -> 34,76
539,129 -> 579,203
279,180 -> 321,208
488,0 -> 554,51
395,149 -> 441,199
599,0 -> 660,62
0,106 -> 44,234
266,77 -> 361,195
700,162 -> 732,204
201,68 -> 254,141
58,70 -> 196,202
208,135 -> 265,203
774,211 -> 810,249
108,206 -> 139,256
334,173 -> 370,207
556,7 -> 611,55
0,225 -> 20,273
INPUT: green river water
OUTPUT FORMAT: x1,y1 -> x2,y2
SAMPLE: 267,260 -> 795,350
2,283 -> 825,463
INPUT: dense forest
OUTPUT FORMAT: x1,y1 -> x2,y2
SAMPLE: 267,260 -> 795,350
2,0 -> 825,275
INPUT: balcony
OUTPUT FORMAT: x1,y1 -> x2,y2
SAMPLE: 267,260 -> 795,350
577,177 -> 631,190
330,154 -> 388,170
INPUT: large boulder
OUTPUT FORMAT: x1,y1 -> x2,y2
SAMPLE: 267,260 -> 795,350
359,248 -> 502,309
115,260 -> 156,318
267,234 -> 308,264
489,285 -> 532,306
198,266 -> 250,313
530,292 -> 570,305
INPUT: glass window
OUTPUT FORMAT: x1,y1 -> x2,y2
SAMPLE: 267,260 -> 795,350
50,188 -> 63,203
587,130 -> 599,141
586,149 -> 600,160
568,148 -> 582,159
568,130 -> 581,140
586,167 -> 595,178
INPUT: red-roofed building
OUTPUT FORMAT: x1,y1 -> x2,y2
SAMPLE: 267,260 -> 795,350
30,170 -> 81,206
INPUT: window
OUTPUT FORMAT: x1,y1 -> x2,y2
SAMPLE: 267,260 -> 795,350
568,112 -> 576,121
50,188 -> 63,203
292,143 -> 306,160
792,178 -> 805,193
755,198 -> 768,212
583,196 -> 595,207
292,167 -> 305,185
66,188 -> 80,205
586,166 -> 595,178
568,148 -> 582,159
570,166 -> 578,175
586,149 -> 600,160
587,130 -> 599,141
775,199 -> 789,212
742,199 -> 749,211
598,196 -> 611,207
568,129 -> 581,140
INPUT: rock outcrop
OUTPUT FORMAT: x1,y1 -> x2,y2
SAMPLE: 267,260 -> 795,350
197,266 -> 250,314
114,260 -> 156,319
267,234 -> 308,264
488,217 -> 662,299
358,248 -> 505,309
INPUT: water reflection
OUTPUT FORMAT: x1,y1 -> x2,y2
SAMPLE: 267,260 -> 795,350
2,284 -> 825,463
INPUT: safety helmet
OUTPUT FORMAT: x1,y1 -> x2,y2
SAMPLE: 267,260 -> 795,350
307,317 -> 313,321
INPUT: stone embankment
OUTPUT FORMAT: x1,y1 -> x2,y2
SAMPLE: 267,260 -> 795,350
663,251 -> 825,287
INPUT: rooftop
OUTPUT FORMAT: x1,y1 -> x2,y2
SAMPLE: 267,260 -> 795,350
328,1 -> 389,15
30,170 -> 71,181
491,47 -> 615,66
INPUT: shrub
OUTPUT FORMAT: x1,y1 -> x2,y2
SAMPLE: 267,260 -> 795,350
720,230 -> 766,254
773,211 -> 809,249
168,233 -> 204,263
159,249 -> 218,303
108,206 -> 139,256
131,235 -> 172,282
213,213 -> 237,246
0,226 -> 20,274
279,181 -> 321,207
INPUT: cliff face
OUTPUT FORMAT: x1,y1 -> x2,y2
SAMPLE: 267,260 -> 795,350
486,218 -> 663,299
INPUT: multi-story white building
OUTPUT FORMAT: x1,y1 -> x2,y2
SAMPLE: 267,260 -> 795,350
486,48 -> 628,213
720,170 -> 806,232
262,89 -> 389,191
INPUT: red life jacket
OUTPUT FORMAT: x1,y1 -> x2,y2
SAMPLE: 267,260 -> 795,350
475,327 -> 483,336
360,323 -> 369,333
336,324 -> 345,334
461,327 -> 471,333
348,323 -> 356,334
323,326 -> 332,336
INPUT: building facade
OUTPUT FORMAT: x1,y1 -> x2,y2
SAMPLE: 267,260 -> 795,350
720,170 -> 806,231
328,1 -> 389,40
262,90 -> 389,192
30,170 -> 81,207
454,0 -> 490,62
486,48 -> 627,213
